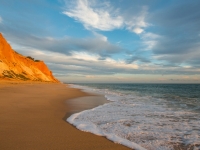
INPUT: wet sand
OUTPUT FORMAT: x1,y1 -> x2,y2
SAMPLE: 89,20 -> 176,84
0,81 -> 130,150
65,95 -> 109,118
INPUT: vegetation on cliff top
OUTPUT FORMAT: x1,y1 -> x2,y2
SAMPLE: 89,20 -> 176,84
26,56 -> 41,62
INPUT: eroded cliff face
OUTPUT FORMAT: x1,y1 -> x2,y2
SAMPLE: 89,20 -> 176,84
0,33 -> 59,82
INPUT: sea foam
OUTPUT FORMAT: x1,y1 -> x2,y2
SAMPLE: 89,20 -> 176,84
67,84 -> 200,150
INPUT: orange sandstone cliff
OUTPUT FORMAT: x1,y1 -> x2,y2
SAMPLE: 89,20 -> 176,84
0,33 -> 59,82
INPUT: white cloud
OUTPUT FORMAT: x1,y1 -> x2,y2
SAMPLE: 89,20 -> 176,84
71,51 -> 100,61
182,65 -> 191,69
93,32 -> 107,42
141,32 -> 161,50
125,6 -> 148,34
105,58 -> 138,69
141,32 -> 161,40
85,75 -> 96,78
132,28 -> 144,34
63,0 -> 123,31
63,0 -> 149,34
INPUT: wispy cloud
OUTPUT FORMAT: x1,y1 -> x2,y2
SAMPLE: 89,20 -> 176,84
141,32 -> 161,50
124,6 -> 148,34
63,0 -> 149,34
71,51 -> 100,61
0,16 -> 2,23
2,31 -> 123,58
63,0 -> 123,31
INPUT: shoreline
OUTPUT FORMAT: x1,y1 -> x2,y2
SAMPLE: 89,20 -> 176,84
0,81 -> 130,150
65,95 -> 109,118
66,86 -> 144,150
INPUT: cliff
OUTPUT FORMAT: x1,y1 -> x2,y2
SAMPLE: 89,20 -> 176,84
0,33 -> 59,82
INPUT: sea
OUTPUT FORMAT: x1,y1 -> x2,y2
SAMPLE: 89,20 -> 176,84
67,83 -> 200,150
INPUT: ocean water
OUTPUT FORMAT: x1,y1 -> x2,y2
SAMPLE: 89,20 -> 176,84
67,84 -> 200,150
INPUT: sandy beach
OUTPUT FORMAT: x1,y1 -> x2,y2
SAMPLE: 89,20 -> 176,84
0,81 -> 130,150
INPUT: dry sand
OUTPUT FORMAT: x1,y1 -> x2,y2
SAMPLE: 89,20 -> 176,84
0,81 -> 130,150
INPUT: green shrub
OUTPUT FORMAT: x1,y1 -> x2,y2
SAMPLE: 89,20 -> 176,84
27,56 -> 34,61
2,70 -> 30,80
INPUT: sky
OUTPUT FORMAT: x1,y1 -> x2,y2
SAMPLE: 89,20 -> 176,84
0,0 -> 200,83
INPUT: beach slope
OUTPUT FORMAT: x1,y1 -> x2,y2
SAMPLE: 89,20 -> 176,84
0,82 -> 130,150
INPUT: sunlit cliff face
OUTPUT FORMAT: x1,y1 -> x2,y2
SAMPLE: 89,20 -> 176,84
0,33 -> 59,82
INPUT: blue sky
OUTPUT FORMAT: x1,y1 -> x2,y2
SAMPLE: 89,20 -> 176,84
0,0 -> 200,83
